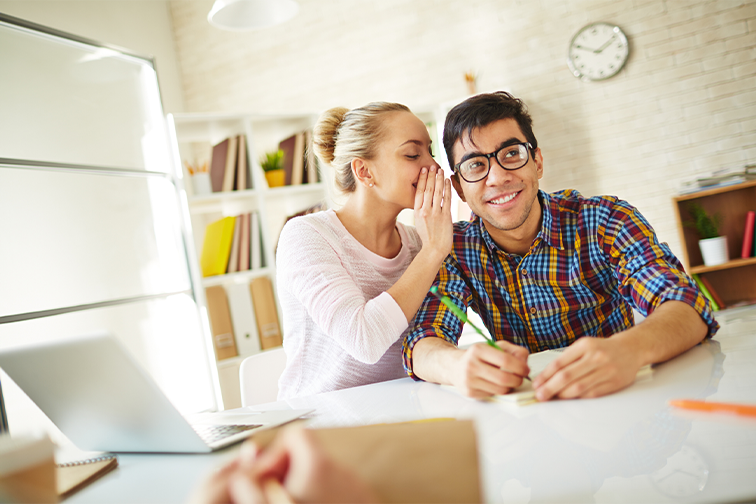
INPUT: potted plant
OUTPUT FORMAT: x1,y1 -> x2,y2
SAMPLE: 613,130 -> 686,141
261,149 -> 285,188
686,202 -> 728,266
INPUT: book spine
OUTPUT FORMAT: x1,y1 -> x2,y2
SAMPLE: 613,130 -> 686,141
742,210 -> 755,258
699,275 -> 725,310
691,274 -> 719,311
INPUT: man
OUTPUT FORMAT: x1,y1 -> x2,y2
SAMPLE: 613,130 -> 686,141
403,91 -> 718,401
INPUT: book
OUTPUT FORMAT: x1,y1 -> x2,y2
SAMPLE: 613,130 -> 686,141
290,132 -> 306,185
200,216 -> 237,277
238,212 -> 250,272
221,135 -> 238,192
249,276 -> 282,349
691,274 -> 720,311
204,285 -> 239,360
699,274 -> 726,310
235,134 -> 249,191
742,210 -> 755,258
226,215 -> 242,274
209,138 -> 230,193
250,211 -> 261,270
57,454 -> 118,499
278,133 -> 297,186
225,282 -> 262,356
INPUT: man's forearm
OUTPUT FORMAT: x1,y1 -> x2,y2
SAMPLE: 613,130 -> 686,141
411,337 -> 462,385
615,300 -> 708,365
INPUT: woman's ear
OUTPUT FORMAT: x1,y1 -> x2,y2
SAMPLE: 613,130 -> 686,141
351,159 -> 374,188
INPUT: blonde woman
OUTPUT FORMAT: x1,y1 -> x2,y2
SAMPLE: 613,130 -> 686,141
276,102 -> 452,399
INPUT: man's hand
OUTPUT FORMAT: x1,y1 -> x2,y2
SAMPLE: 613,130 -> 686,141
532,336 -> 642,401
413,337 -> 530,398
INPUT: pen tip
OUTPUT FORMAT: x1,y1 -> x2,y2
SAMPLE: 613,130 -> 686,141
430,286 -> 438,294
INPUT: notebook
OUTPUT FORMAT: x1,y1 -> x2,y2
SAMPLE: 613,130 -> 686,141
0,333 -> 312,453
492,348 -> 653,405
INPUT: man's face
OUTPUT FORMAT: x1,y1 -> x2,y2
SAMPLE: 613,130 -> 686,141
451,118 -> 543,242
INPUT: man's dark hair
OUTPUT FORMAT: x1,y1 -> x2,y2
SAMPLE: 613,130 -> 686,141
442,91 -> 538,174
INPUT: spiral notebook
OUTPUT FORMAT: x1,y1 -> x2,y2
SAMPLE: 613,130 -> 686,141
56,452 -> 118,499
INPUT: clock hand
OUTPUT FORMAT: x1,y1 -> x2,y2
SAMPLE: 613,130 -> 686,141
573,44 -> 597,52
594,35 -> 616,53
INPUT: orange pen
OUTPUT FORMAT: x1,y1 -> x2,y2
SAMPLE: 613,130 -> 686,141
669,399 -> 756,418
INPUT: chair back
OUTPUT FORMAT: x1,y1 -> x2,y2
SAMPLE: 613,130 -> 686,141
238,347 -> 287,406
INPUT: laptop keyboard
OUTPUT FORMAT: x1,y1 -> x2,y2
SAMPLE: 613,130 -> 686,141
193,424 -> 263,444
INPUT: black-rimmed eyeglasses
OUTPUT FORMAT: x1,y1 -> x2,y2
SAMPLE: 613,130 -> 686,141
453,142 -> 533,183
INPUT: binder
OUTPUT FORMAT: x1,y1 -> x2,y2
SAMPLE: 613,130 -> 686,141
226,282 -> 262,356
238,212 -> 250,272
249,277 -> 282,349
204,285 -> 239,360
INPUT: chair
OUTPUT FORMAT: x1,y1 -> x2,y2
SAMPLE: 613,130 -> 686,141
238,347 -> 287,406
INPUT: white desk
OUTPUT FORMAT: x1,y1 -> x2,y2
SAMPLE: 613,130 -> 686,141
71,314 -> 756,503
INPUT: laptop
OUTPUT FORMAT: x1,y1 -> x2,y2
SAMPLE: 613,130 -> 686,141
0,333 -> 312,453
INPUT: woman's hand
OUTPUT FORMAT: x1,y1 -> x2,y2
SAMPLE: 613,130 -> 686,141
413,166 -> 453,264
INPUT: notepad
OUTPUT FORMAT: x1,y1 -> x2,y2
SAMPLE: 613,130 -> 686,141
491,348 -> 653,406
56,454 -> 118,498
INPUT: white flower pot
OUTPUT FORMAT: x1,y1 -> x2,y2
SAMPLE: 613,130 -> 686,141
699,236 -> 728,266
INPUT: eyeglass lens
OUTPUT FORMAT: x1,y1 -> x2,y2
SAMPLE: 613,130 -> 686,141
459,143 -> 529,182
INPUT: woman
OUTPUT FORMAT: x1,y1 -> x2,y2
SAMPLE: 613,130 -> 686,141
276,102 -> 452,399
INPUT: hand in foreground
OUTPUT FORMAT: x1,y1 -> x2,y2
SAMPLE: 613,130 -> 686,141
532,336 -> 642,401
413,166 -> 453,261
190,424 -> 379,504
451,340 -> 530,399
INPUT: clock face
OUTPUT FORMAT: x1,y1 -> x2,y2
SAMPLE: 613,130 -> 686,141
567,22 -> 629,81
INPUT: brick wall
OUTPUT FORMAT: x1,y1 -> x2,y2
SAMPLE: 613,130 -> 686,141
169,0 -> 756,257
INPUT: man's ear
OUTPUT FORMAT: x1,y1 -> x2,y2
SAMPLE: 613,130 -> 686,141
351,158 -> 373,187
533,147 -> 544,180
451,174 -> 467,202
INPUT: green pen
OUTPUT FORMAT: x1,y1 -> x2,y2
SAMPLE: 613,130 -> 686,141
429,285 -> 531,381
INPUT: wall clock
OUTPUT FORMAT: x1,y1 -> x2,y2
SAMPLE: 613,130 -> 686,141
567,22 -> 629,81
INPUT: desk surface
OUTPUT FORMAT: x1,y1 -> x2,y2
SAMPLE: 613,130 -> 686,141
72,313 -> 756,504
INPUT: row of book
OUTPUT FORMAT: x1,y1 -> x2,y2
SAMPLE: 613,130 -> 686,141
278,129 -> 318,186
679,164 -> 756,195
209,134 -> 252,192
205,277 -> 282,361
200,212 -> 264,278
692,274 -> 725,311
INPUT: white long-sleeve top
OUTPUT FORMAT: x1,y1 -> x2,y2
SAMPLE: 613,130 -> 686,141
276,209 -> 422,400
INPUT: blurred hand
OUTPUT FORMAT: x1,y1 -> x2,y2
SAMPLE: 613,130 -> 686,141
190,424 -> 379,504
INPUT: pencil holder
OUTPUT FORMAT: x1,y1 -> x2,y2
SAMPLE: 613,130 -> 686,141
191,172 -> 212,196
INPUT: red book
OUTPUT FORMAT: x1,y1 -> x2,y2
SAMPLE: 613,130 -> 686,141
742,210 -> 755,258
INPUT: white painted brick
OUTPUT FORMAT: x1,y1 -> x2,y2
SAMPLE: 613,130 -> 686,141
167,0 -> 756,256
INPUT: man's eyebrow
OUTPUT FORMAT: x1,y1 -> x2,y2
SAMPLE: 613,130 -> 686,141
457,137 -> 524,164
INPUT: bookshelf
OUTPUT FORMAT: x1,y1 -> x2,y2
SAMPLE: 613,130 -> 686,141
168,112 -> 329,409
673,180 -> 756,310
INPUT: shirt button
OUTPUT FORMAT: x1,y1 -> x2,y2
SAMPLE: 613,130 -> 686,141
522,269 -> 528,276
529,307 -> 537,315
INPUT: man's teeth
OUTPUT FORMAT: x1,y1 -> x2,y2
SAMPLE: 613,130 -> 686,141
489,192 -> 519,204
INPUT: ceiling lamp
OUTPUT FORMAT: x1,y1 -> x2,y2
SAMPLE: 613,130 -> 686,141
207,0 -> 299,31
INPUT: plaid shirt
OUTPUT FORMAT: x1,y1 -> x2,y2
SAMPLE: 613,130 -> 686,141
403,189 -> 719,378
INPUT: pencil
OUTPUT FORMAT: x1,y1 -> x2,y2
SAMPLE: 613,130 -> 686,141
428,286 -> 531,381
669,399 -> 756,418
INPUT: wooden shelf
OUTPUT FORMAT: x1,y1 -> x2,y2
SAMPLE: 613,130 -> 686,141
673,180 -> 756,308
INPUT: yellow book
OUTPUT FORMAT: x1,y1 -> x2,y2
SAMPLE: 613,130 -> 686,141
200,216 -> 237,277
